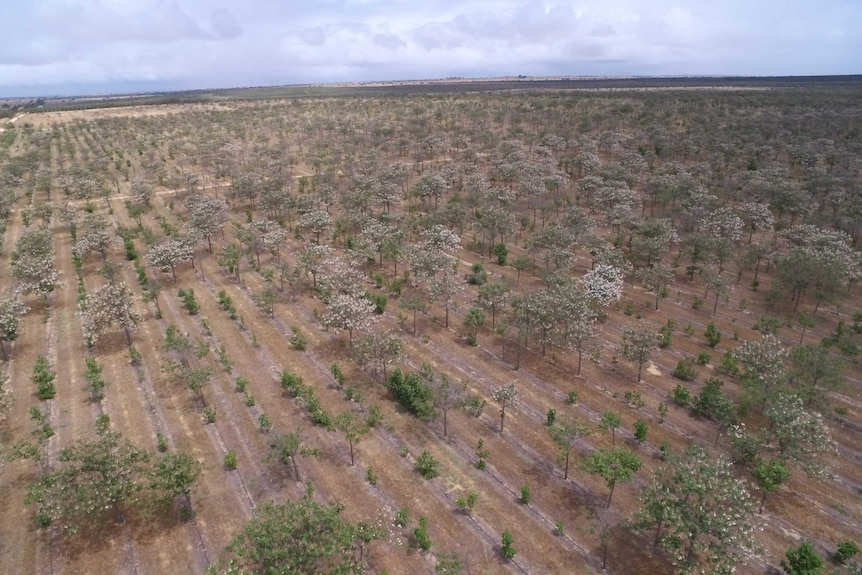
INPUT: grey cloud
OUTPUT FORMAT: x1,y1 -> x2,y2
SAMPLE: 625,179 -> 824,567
373,33 -> 406,51
210,8 -> 242,39
298,27 -> 327,46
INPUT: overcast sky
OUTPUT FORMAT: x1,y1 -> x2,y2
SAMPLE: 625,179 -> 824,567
1,0 -> 859,97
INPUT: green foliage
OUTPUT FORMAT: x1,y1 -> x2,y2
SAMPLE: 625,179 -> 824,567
364,290 -> 388,314
475,439 -> 489,470
835,541 -> 860,564
582,447 -> 643,507
123,237 -> 138,261
672,384 -> 692,406
331,362 -> 346,386
658,319 -> 674,349
365,467 -> 377,485
386,369 -> 437,420
435,552 -> 463,574
415,450 -> 440,479
467,262 -> 488,285
546,408 -> 557,426
673,357 -> 698,382
234,377 -> 249,393
634,419 -> 648,443
395,506 -> 410,528
32,355 -> 56,400
781,541 -> 824,575
414,517 -> 432,551
696,351 -> 712,365
493,243 -> 508,265
753,457 -> 791,512
224,450 -> 238,470
203,406 -> 217,424
289,325 -> 308,350
177,288 -> 200,315
566,390 -> 579,405
455,491 -> 477,514
704,322 -> 721,348
218,485 -> 380,574
156,432 -> 169,453
85,356 -> 106,403
753,315 -> 782,335
217,289 -> 238,319
501,530 -> 517,561
718,350 -> 740,377
600,411 -> 623,445
520,484 -> 531,505
258,413 -> 272,432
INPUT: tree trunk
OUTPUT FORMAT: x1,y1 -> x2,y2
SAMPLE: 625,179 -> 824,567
349,439 -> 355,466
606,481 -> 616,508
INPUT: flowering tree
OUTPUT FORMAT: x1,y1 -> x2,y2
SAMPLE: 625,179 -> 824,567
735,334 -> 788,407
186,194 -> 229,252
350,330 -> 403,380
427,263 -> 465,328
130,178 -> 155,205
12,228 -> 61,303
764,392 -> 835,476
296,244 -> 333,289
631,218 -> 678,267
147,238 -> 194,281
81,281 -> 140,347
492,383 -> 519,434
298,209 -> 333,244
634,444 -> 759,575
737,202 -> 774,244
583,263 -> 626,307
25,428 -> 152,531
322,293 -> 377,346
73,214 -> 113,261
0,292 -> 28,360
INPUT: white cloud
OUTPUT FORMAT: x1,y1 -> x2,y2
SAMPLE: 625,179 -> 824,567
0,0 -> 859,96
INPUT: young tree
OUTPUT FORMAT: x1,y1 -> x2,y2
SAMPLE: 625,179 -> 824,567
549,417 -> 590,479
582,447 -> 642,508
268,430 -> 307,482
492,383 -> 519,434
634,444 -> 759,575
333,411 -> 368,466
600,411 -> 624,446
463,307 -> 486,345
432,373 -> 466,438
789,344 -> 842,408
620,326 -> 660,382
752,457 -> 791,513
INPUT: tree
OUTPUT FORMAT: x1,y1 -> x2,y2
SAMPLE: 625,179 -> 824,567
549,417 -> 589,479
130,178 -> 155,206
26,428 -> 151,531
704,323 -> 721,348
268,430 -> 307,481
12,228 -> 61,302
764,392 -> 835,477
149,451 -> 203,514
600,411 -> 623,446
752,457 -> 791,513
350,330 -> 403,380
582,447 -> 642,507
637,263 -> 674,311
737,201 -> 774,244
554,280 -> 599,375
634,444 -> 759,575
432,373 -> 466,437
477,282 -> 511,330
322,293 -> 378,347
81,281 -> 140,347
692,378 -> 737,445
620,326 -> 660,382
735,334 -> 788,407
333,411 -> 368,466
781,542 -> 825,575
492,383 -> 518,433
0,291 -> 28,360
187,194 -> 229,252
32,355 -> 56,400
789,344 -> 842,408
427,263 -> 465,328
463,307 -> 485,345
214,484 -> 379,575
147,238 -> 193,281
218,243 -> 243,279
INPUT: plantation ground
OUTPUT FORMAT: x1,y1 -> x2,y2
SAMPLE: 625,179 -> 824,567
1,82 -> 861,574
